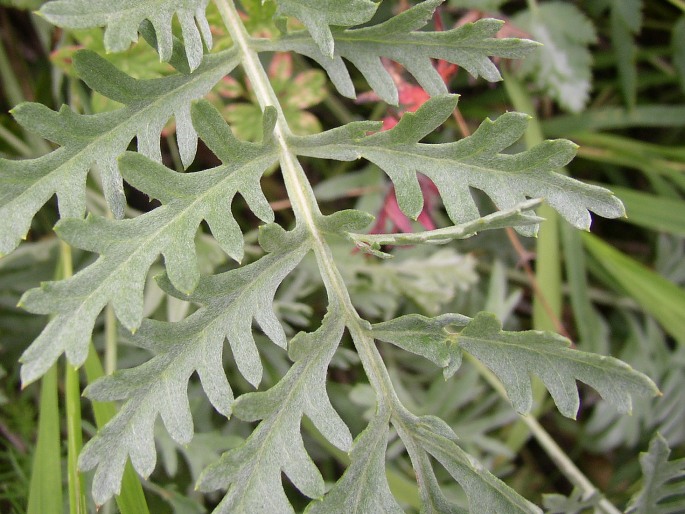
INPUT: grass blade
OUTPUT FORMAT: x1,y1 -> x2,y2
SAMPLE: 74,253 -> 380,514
583,232 -> 685,346
66,363 -> 87,514
26,364 -> 63,514
607,184 -> 685,236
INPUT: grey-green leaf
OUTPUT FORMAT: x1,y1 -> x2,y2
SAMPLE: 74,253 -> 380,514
457,312 -> 659,418
372,313 -> 469,378
396,411 -> 542,513
258,0 -> 538,104
291,95 -> 624,234
17,101 -> 278,386
306,407 -> 403,514
79,239 -> 309,506
512,2 -> 597,112
626,433 -> 685,514
40,0 -> 212,70
271,0 -> 378,57
198,311 -> 352,513
0,49 -> 237,257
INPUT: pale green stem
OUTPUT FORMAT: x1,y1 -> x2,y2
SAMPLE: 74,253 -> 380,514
215,7 -> 438,512
467,355 -> 622,514
214,0 -> 402,403
104,207 -> 117,376
61,242 -> 88,514
66,362 -> 86,514
165,133 -> 185,172
104,304 -> 117,376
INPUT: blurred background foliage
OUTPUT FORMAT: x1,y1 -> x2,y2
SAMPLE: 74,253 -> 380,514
1,0 -> 684,512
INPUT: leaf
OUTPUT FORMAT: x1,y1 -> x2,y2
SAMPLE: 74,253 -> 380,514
612,0 -> 642,32
17,101 -> 278,386
513,2 -> 597,112
271,0 -> 378,58
456,312 -> 659,418
372,313 -> 469,378
0,49 -> 238,256
626,433 -> 685,513
257,0 -> 539,104
26,366 -> 62,514
291,95 -> 624,234
349,198 -> 545,257
610,0 -> 642,108
608,184 -> 685,236
583,232 -> 685,347
40,0 -> 212,70
673,17 -> 685,96
197,310 -> 353,513
79,235 -> 309,506
543,487 -> 601,514
306,406 -> 403,514
395,411 -> 542,513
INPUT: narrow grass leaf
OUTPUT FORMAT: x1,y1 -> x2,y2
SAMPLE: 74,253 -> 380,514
583,233 -> 685,346
26,365 -> 63,514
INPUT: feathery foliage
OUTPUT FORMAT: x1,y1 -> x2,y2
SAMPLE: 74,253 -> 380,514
1,0 -> 664,512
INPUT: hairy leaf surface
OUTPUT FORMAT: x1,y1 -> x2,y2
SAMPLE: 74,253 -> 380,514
79,233 -> 309,505
372,313 -> 469,378
457,312 -> 659,418
271,0 -> 378,58
256,0 -> 538,104
374,312 -> 658,418
41,0 -> 212,70
291,95 -> 624,234
306,406 -> 403,513
395,412 -> 542,513
513,2 -> 597,112
626,433 -> 685,513
18,101 -> 277,385
198,311 -> 352,513
0,50 -> 237,256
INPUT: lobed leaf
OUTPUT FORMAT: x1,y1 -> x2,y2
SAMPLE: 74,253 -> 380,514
256,0 -> 539,104
40,0 -> 212,70
79,234 -> 309,506
626,433 -> 685,513
198,310 -> 353,513
372,313 -> 469,378
512,2 -> 597,112
349,198 -> 545,257
0,49 -> 237,257
457,312 -> 659,418
18,101 -> 278,385
395,411 -> 542,513
375,311 -> 658,418
306,406 -> 403,514
270,0 -> 378,58
291,95 -> 625,234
